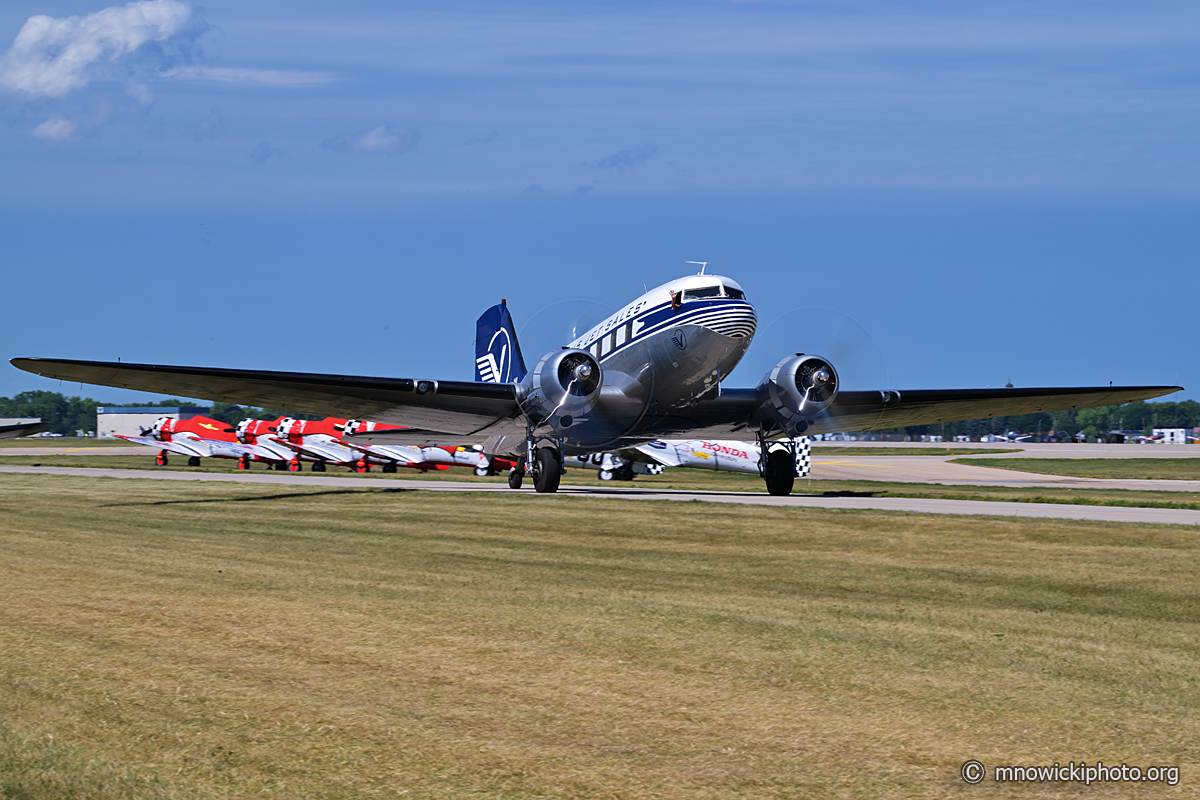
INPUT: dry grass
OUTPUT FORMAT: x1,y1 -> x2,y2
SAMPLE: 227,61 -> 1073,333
953,458 -> 1200,480
1,472 -> 1197,799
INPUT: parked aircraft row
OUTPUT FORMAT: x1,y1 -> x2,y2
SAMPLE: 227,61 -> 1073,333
119,411 -> 804,483
119,414 -> 510,475
14,267 -> 1182,495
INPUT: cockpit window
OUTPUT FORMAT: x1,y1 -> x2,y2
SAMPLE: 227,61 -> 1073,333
682,285 -> 722,301
724,286 -> 745,300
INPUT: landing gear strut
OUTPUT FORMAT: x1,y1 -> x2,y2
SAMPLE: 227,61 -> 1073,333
523,421 -> 565,493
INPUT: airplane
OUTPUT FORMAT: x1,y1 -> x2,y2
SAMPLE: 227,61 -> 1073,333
11,269 -> 1183,495
117,414 -> 258,467
564,438 -> 813,481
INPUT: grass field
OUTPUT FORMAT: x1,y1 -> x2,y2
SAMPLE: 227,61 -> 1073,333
953,458 -> 1200,481
0,437 -> 132,448
3,453 -> 1197,510
1,473 -> 1196,799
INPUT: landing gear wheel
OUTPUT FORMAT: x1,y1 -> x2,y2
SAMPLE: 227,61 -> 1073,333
475,467 -> 489,477
764,448 -> 795,497
382,462 -> 397,474
273,461 -> 288,471
312,460 -> 327,472
238,454 -> 252,470
155,451 -> 168,466
533,447 -> 562,494
508,468 -> 525,490
613,464 -> 635,482
288,459 -> 302,472
187,456 -> 201,467
599,469 -> 613,481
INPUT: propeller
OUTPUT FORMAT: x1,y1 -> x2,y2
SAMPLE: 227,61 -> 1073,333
755,304 -> 892,432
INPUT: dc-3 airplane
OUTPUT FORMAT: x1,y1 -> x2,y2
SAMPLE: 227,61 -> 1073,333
11,270 -> 1182,495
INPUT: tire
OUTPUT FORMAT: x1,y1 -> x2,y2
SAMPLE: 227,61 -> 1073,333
533,448 -> 562,493
187,456 -> 201,467
273,461 -> 288,471
764,448 -> 795,496
382,462 -> 397,474
475,467 -> 489,477
599,469 -> 613,481
614,464 -> 635,482
312,460 -> 327,472
288,460 -> 302,472
155,451 -> 168,466
508,468 -> 524,490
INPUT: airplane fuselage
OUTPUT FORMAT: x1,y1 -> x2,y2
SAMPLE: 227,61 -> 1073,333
505,274 -> 758,455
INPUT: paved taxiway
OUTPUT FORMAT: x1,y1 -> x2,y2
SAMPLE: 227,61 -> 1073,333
4,465 -> 1197,525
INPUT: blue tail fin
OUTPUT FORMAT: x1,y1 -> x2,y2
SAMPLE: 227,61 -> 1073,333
475,300 -> 527,383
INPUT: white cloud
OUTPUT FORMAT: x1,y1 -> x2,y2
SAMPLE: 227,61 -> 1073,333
33,117 -> 78,141
321,124 -> 420,154
0,0 -> 204,98
162,66 -> 339,87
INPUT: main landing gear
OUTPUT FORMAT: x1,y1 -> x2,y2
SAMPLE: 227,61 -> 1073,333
758,425 -> 799,497
508,424 -> 566,493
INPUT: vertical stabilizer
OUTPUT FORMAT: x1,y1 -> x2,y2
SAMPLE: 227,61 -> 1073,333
475,300 -> 527,383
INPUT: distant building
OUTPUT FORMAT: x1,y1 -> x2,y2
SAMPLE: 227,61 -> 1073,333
97,407 -> 209,439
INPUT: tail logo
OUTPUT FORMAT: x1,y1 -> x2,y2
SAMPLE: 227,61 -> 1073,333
477,329 -> 512,383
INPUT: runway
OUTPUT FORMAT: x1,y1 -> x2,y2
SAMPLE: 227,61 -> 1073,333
4,465 -> 1197,526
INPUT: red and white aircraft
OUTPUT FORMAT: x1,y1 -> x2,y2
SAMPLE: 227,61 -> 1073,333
117,415 -> 257,466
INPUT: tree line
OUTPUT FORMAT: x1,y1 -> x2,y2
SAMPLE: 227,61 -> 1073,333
0,391 -> 304,436
2,389 -> 1196,440
881,399 -> 1200,441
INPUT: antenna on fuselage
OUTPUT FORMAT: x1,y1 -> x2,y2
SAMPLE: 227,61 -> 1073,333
685,260 -> 707,275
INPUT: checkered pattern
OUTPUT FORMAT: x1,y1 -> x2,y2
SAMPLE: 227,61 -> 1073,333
794,436 -> 811,478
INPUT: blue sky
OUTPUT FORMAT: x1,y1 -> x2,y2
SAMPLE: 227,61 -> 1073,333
2,0 -> 1197,406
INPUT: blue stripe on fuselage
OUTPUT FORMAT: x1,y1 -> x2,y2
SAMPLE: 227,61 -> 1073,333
574,298 -> 755,362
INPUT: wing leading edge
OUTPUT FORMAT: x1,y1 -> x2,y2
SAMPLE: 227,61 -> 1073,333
10,357 -> 524,437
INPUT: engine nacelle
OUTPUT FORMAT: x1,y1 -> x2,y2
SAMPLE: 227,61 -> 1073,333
755,354 -> 839,435
518,348 -> 603,430
148,416 -> 175,440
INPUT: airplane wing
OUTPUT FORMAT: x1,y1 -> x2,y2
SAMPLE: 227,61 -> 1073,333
647,384 -> 1183,440
11,357 -> 525,437
0,421 -> 50,439
116,434 -> 211,458
11,357 -> 1182,445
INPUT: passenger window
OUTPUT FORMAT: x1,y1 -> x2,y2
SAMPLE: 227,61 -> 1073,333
682,285 -> 722,301
724,286 -> 745,300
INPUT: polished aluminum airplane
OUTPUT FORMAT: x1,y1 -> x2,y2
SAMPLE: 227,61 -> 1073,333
11,268 -> 1182,495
